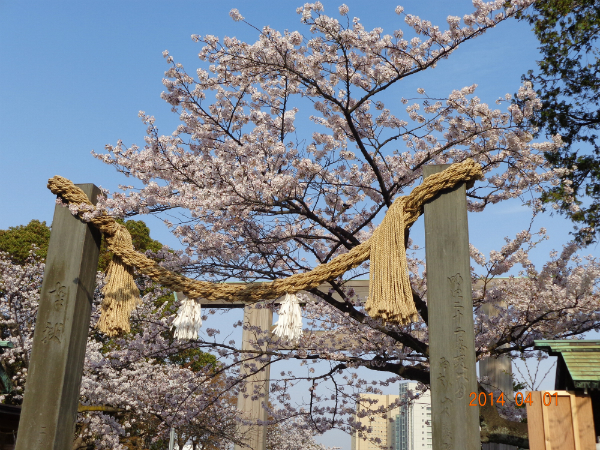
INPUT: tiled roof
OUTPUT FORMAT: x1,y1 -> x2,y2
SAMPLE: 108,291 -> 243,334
534,340 -> 600,389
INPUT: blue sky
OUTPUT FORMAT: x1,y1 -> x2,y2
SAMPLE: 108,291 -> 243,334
0,0 -> 575,257
0,1 -> 582,448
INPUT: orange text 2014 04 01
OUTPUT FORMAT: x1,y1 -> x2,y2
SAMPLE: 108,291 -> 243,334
468,391 -> 559,407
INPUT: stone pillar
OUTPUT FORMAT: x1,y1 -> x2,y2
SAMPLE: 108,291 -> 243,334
234,303 -> 273,450
16,184 -> 101,450
424,165 -> 480,450
480,301 -> 515,450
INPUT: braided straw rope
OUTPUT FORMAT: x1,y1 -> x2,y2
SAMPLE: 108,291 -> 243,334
47,159 -> 483,335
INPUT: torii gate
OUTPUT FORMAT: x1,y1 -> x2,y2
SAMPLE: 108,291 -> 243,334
15,165 -> 482,450
177,280 -> 370,450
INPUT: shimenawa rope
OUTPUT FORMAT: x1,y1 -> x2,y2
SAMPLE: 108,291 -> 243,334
47,159 -> 483,336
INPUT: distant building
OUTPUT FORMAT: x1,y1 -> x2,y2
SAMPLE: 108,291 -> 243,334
351,394 -> 400,450
395,381 -> 432,450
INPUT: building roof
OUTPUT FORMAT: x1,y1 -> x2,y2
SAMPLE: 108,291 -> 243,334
534,340 -> 600,389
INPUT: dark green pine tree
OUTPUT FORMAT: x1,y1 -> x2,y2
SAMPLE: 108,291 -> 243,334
0,220 -> 51,263
0,219 -> 163,269
520,0 -> 600,243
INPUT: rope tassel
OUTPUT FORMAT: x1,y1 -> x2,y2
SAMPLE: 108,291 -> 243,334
366,199 -> 418,324
272,293 -> 303,343
172,293 -> 203,340
97,223 -> 141,336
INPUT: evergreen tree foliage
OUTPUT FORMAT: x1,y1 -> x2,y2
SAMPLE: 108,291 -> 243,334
0,220 -> 51,263
0,219 -> 163,270
521,0 -> 600,242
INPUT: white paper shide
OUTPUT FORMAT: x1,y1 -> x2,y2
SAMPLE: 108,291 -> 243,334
272,293 -> 303,343
172,294 -> 203,340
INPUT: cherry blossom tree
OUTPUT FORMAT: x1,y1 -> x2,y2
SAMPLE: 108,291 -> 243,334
0,250 -> 43,400
0,250 -> 242,450
267,417 -> 339,450
0,244 -> 333,449
22,0 -> 600,447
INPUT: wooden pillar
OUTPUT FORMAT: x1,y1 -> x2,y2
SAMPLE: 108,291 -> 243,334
16,184 -> 101,450
423,165 -> 480,450
480,301 -> 516,450
234,303 -> 273,450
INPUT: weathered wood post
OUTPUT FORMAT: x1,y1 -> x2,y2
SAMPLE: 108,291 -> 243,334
480,300 -> 515,450
16,184 -> 101,450
423,165 -> 480,450
183,292 -> 272,449
234,303 -> 273,450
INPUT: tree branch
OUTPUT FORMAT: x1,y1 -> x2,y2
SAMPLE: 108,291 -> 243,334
78,404 -> 125,414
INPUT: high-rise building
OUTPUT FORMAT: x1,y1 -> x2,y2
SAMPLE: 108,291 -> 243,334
351,394 -> 400,450
395,381 -> 432,450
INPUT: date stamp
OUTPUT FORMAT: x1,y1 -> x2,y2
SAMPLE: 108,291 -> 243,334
469,391 -> 559,407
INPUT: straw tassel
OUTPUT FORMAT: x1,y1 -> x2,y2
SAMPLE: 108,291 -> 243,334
366,199 -> 418,325
97,223 -> 141,336
172,293 -> 203,340
272,293 -> 303,343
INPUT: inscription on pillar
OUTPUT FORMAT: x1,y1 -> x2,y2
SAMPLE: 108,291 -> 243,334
449,273 -> 468,400
42,282 -> 68,344
438,356 -> 454,449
